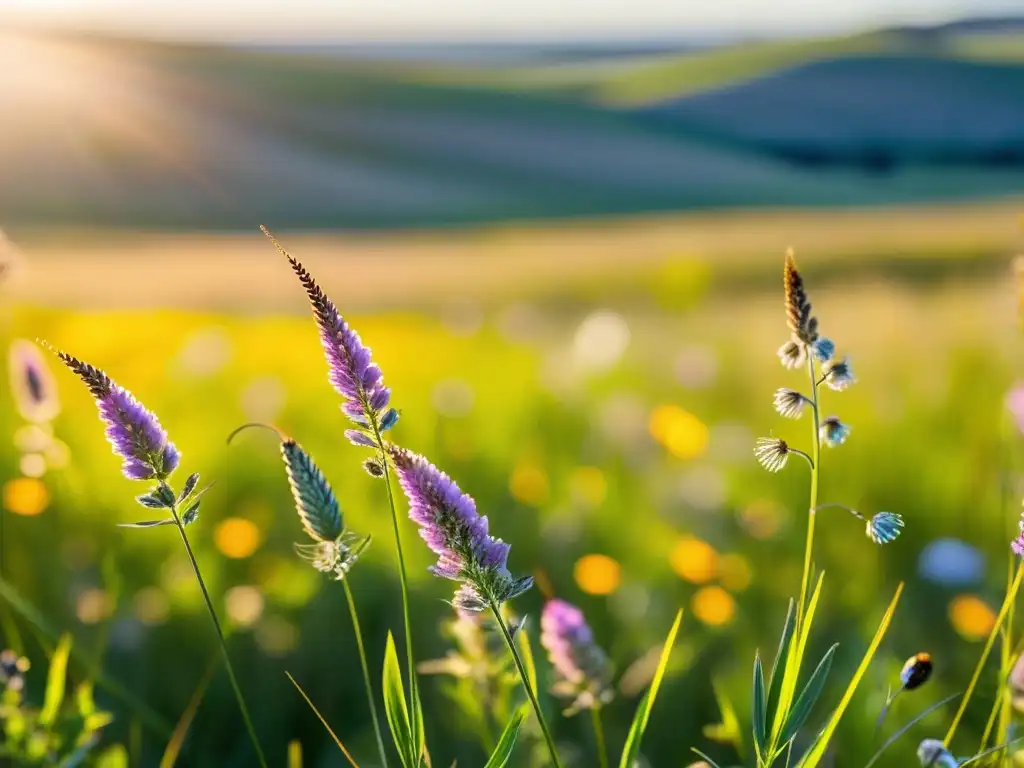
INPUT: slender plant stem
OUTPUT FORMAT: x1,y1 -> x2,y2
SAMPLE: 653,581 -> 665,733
796,356 -> 822,632
591,706 -> 608,768
946,561 -> 1024,746
489,602 -> 564,768
342,578 -> 390,768
165,489 -> 268,768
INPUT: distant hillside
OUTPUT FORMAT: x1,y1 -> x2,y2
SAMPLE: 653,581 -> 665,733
2,28 -> 1024,231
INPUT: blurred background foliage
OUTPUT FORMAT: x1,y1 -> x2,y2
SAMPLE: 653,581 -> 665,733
2,10 -> 1024,767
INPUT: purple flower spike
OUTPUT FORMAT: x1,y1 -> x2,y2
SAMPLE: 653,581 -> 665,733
541,599 -> 614,715
50,347 -> 179,481
387,445 -> 532,612
265,228 -> 393,438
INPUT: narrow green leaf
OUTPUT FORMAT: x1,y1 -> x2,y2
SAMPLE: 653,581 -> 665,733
765,599 -> 796,732
864,693 -> 960,768
797,583 -> 903,768
752,654 -> 767,759
40,634 -> 72,727
286,672 -> 359,768
483,710 -> 526,768
136,493 -> 170,509
117,519 -> 176,528
703,678 -> 743,758
383,632 -> 415,768
618,609 -> 683,768
160,656 -> 218,768
690,748 -> 726,768
76,681 -> 96,717
287,740 -> 303,768
777,644 -> 838,747
772,574 -> 825,746
92,744 -> 129,768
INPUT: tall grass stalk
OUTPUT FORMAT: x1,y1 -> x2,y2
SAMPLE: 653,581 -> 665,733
342,577 -> 390,768
796,355 -> 822,634
162,482 -> 268,768
489,601 -> 564,768
591,707 -> 608,768
945,561 -> 1024,747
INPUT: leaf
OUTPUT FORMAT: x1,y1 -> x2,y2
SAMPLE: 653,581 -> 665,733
40,634 -> 72,727
752,654 -> 767,760
136,493 -> 169,509
160,656 -> 218,768
765,599 -> 796,733
771,575 -> 825,747
383,631 -> 415,768
287,740 -> 303,768
181,501 -> 200,526
796,583 -> 903,768
691,748 -> 726,768
178,473 -> 200,503
777,644 -> 838,747
286,672 -> 358,768
483,710 -> 525,768
154,485 -> 177,507
93,745 -> 129,768
864,693 -> 961,768
618,609 -> 683,768
703,678 -> 743,756
117,519 -> 176,529
76,681 -> 96,717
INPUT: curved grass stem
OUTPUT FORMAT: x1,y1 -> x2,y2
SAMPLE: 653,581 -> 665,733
343,578 -> 390,768
796,356 -> 822,633
489,601 -> 564,768
591,706 -> 608,768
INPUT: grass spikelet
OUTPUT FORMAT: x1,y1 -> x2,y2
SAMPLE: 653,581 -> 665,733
783,249 -> 817,344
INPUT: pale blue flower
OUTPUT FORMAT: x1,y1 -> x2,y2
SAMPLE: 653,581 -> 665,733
811,337 -> 835,363
867,512 -> 904,544
819,416 -> 851,447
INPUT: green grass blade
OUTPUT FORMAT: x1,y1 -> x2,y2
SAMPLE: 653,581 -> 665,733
771,573 -> 825,748
796,583 -> 903,768
483,709 -> 526,768
39,633 -> 72,727
777,644 -> 838,747
753,654 -> 767,761
690,748 -> 726,768
383,631 -> 415,768
618,609 -> 683,768
765,599 -> 796,733
863,693 -> 961,768
703,678 -> 744,759
160,656 -> 219,768
286,671 -> 359,768
288,740 -> 303,768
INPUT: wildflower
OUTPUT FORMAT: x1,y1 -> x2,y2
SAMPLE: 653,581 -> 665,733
867,512 -> 904,544
387,445 -> 533,612
823,356 -> 855,391
811,337 -> 835,363
916,739 -> 958,767
754,437 -> 790,472
266,227 -> 394,437
8,340 -> 60,424
777,337 -> 806,370
900,652 -> 933,691
819,416 -> 851,447
48,347 -> 179,480
773,388 -> 808,419
540,599 -> 614,715
783,250 -> 818,345
1012,518 -> 1024,556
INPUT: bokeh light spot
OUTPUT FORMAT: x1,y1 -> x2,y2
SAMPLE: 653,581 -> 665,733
718,554 -> 753,592
949,594 -> 997,641
509,463 -> 549,507
739,499 -> 783,539
19,454 -> 46,478
574,554 -> 622,595
76,588 -> 113,625
692,586 -> 736,627
570,466 -> 607,507
225,585 -> 265,628
214,518 -> 262,559
133,588 -> 170,626
3,477 -> 49,516
670,536 -> 719,584
649,405 -> 708,460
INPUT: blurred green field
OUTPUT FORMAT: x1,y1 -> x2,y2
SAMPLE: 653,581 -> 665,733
2,208 -> 1024,766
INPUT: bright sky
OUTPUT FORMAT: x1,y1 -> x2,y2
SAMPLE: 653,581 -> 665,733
1,0 -> 1021,41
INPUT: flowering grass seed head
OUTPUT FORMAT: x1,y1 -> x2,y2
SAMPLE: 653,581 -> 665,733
754,437 -> 790,472
47,345 -> 179,481
819,416 -> 852,447
264,226 -> 392,436
867,512 -> 904,544
773,388 -> 808,419
783,250 -> 818,345
387,444 -> 533,612
540,598 -> 614,715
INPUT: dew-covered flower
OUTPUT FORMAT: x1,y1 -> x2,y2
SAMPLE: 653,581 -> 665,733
777,337 -> 806,370
823,356 -> 856,391
754,437 -> 790,472
773,388 -> 808,419
867,512 -> 904,544
900,652 -> 933,691
916,739 -> 957,768
266,227 -> 397,440
49,347 -> 179,480
387,445 -> 533,612
819,416 -> 851,447
541,599 -> 614,715
8,340 -> 60,424
811,337 -> 835,363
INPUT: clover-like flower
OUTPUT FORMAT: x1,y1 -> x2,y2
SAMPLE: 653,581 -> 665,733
387,445 -> 532,612
819,416 -> 851,447
777,337 -> 806,370
773,388 -> 808,419
48,346 -> 179,481
754,437 -> 791,472
541,599 -> 614,715
823,356 -> 856,391
811,337 -> 835,363
867,512 -> 904,544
